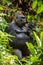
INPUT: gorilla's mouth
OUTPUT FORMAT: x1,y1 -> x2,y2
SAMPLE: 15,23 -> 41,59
22,23 -> 25,26
19,22 -> 26,27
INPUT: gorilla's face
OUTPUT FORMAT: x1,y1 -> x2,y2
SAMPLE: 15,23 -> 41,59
15,13 -> 26,27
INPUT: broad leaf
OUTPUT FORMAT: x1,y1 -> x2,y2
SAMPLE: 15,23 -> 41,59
40,32 -> 43,48
0,5 -> 4,10
26,42 -> 35,55
37,4 -> 43,14
32,0 -> 37,9
33,32 -> 42,47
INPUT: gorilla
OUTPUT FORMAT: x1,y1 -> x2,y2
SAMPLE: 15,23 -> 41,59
5,11 -> 32,59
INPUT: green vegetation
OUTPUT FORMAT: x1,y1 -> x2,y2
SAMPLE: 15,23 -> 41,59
0,0 -> 43,65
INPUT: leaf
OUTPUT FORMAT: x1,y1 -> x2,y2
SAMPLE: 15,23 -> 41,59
26,42 -> 35,55
27,15 -> 31,19
30,55 -> 38,62
32,0 -> 37,9
33,31 -> 42,47
38,1 -> 42,7
24,0 -> 28,2
0,13 -> 6,16
40,32 -> 43,48
37,4 -> 43,14
0,5 -> 4,10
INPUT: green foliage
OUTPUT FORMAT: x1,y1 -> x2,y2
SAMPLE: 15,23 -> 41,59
32,0 -> 37,9
0,0 -> 43,65
0,5 -> 4,10
0,45 -> 19,65
32,0 -> 43,14
0,31 -> 13,47
40,32 -> 43,48
33,31 -> 42,48
0,17 -> 7,31
24,0 -> 28,2
33,31 -> 43,49
26,42 -> 35,55
37,4 -> 43,14
1,0 -> 12,6
25,32 -> 43,65
0,31 -> 21,65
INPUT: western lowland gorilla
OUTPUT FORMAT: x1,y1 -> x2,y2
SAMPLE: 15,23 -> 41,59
5,11 -> 34,59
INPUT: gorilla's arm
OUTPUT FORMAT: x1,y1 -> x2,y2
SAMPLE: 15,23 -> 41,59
5,23 -> 13,34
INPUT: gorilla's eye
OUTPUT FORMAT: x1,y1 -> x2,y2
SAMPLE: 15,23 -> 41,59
21,17 -> 25,19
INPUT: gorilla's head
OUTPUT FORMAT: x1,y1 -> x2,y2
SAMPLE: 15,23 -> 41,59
14,11 -> 26,27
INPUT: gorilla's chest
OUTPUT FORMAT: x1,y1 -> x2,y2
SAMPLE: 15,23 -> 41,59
11,24 -> 29,40
8,23 -> 29,47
